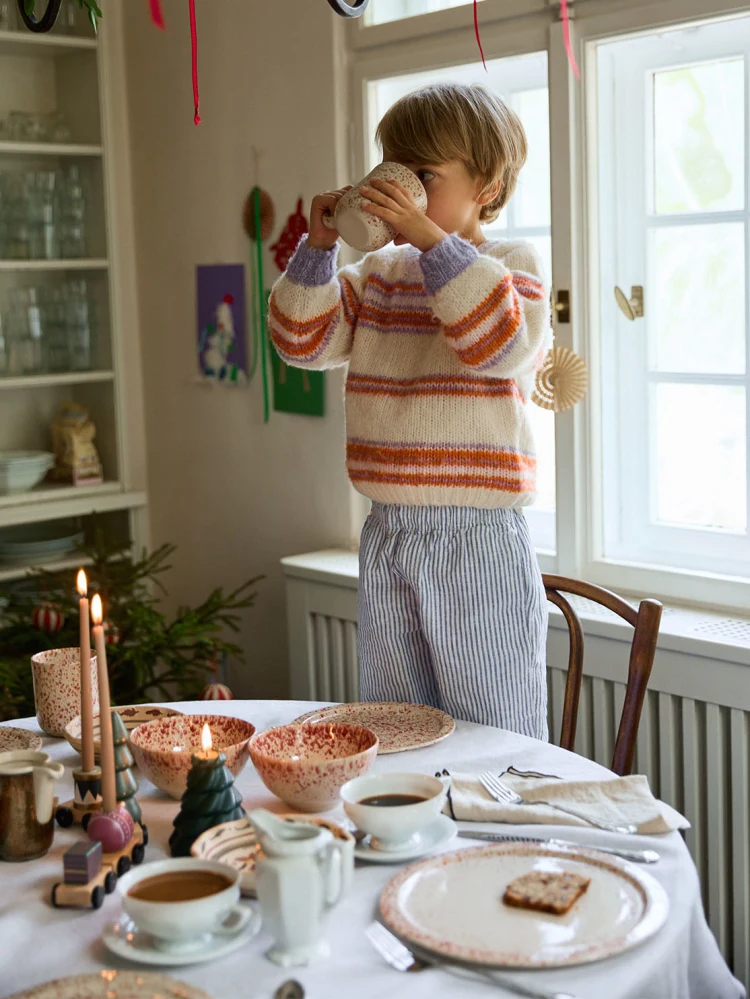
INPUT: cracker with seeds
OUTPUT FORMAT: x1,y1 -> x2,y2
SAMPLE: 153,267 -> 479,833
503,870 -> 591,915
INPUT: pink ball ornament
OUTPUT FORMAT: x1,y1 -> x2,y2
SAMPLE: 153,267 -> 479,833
103,619 -> 121,645
88,807 -> 134,852
199,681 -> 233,701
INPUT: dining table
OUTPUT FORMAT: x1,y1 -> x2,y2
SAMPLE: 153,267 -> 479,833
0,699 -> 745,999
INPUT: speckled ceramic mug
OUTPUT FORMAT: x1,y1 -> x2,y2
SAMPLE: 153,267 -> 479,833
31,648 -> 99,737
323,161 -> 428,253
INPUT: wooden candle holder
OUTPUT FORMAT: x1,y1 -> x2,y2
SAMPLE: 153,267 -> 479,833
56,766 -> 103,830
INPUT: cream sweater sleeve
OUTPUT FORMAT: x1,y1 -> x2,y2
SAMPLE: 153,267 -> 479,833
419,234 -> 551,379
269,236 -> 366,371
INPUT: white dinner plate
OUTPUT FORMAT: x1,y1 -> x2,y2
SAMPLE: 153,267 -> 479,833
379,842 -> 669,968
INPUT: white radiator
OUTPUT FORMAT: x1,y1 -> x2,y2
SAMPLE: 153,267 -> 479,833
283,553 -> 750,987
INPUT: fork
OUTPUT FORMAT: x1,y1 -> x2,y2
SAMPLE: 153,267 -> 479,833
479,771 -> 637,836
366,921 -> 579,999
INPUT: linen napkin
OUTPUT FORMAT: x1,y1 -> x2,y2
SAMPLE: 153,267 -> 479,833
441,766 -> 689,835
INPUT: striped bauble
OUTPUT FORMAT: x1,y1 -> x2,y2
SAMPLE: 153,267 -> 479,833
199,682 -> 233,701
32,603 -> 65,634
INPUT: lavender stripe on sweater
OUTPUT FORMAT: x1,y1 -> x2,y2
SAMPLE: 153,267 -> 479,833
285,235 -> 339,287
419,233 -> 479,294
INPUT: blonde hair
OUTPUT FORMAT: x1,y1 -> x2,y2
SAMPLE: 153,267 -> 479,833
376,82 -> 527,222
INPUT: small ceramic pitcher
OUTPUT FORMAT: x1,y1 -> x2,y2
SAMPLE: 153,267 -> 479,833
0,750 -> 64,861
323,161 -> 428,253
250,809 -> 346,967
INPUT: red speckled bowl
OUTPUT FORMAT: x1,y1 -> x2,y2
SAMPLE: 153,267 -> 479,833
129,714 -> 256,799
249,723 -> 378,812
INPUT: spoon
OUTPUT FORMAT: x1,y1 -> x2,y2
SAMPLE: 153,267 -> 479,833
274,981 -> 304,999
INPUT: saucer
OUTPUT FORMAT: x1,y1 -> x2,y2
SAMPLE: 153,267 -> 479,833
103,906 -> 261,967
354,814 -> 456,863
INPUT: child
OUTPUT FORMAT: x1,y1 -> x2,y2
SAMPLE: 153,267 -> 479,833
269,83 -> 550,739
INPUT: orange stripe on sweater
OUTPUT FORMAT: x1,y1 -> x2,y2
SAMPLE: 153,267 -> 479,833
269,296 -> 341,337
347,441 -> 536,473
454,307 -> 524,368
443,275 -> 514,339
366,274 -> 425,294
359,303 -> 439,330
349,468 -> 535,493
512,272 -> 545,301
346,374 -> 523,400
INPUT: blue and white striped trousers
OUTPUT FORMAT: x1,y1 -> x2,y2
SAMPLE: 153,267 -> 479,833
358,504 -> 548,740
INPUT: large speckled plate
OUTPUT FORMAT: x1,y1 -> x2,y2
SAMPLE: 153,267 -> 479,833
292,702 -> 455,754
63,705 -> 183,760
8,971 -> 212,999
379,843 -> 669,969
0,726 -> 42,752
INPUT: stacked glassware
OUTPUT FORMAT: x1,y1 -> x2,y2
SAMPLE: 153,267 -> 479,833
0,280 -> 94,377
0,166 -> 88,260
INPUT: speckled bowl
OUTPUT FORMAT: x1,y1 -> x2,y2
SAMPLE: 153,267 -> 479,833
248,723 -> 378,813
129,714 -> 256,799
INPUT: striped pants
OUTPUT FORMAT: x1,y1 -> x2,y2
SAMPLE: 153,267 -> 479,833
358,504 -> 548,740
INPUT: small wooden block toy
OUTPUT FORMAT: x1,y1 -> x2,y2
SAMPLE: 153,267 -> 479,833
51,841 -> 116,911
50,823 -> 146,910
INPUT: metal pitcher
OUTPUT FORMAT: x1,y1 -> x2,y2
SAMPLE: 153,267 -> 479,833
0,750 -> 64,861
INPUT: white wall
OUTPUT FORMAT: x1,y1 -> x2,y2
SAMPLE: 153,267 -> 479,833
122,0 -> 352,698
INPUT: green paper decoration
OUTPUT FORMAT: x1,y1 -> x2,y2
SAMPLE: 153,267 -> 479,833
112,711 -> 141,824
271,349 -> 325,417
168,751 -> 245,857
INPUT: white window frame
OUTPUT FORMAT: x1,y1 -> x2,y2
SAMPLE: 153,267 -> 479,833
572,0 -> 750,612
343,0 -> 750,610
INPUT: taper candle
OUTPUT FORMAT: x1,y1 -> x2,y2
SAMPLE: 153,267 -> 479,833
76,569 -> 94,772
90,593 -> 115,812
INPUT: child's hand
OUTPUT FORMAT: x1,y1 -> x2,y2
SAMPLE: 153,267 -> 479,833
360,178 -> 446,252
307,187 -> 353,250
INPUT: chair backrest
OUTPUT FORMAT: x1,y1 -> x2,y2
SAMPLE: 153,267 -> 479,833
542,574 -> 663,776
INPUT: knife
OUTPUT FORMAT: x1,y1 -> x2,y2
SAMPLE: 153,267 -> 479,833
457,831 -> 659,864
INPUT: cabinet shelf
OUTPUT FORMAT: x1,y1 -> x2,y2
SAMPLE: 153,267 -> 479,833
0,259 -> 108,271
0,371 -> 114,390
0,485 -> 147,528
0,553 -> 91,584
0,30 -> 97,57
0,141 -> 103,157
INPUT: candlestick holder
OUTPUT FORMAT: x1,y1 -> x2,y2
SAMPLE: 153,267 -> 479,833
169,750 -> 245,857
55,765 -> 102,830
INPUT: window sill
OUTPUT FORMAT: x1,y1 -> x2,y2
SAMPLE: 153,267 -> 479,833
281,548 -> 750,669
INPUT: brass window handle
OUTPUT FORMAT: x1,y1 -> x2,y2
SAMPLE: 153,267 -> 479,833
615,285 -> 644,320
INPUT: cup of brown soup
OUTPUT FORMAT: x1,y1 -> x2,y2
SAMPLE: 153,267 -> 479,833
117,858 -> 250,952
340,772 -> 450,851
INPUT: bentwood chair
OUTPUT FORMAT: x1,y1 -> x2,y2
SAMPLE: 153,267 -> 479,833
542,574 -> 663,776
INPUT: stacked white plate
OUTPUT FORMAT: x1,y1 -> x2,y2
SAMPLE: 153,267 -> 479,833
0,521 -> 83,564
0,451 -> 55,495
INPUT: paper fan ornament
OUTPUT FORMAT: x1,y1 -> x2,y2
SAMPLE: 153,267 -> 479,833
532,345 -> 588,413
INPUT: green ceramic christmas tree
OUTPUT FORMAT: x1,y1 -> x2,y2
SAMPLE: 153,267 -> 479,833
169,752 -> 245,857
112,711 -> 141,824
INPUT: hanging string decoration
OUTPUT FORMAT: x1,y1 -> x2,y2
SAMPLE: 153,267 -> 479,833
473,0 -> 486,72
147,0 -> 164,29
244,187 -> 274,423
532,345 -> 588,413
560,0 -> 580,79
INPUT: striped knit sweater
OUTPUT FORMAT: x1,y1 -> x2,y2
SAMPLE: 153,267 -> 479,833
269,233 -> 550,509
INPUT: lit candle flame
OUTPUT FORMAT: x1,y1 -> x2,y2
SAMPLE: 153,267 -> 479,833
76,569 -> 88,597
91,593 -> 103,625
201,723 -> 213,752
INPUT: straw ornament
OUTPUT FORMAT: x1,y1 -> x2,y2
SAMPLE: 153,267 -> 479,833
532,345 -> 588,413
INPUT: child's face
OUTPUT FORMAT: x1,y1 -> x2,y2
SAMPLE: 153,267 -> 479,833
384,155 -> 487,243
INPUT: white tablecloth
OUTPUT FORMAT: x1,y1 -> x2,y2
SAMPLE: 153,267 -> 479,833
0,700 -> 744,999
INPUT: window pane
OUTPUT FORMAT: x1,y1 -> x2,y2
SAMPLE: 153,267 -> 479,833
651,223 -> 745,375
514,88 -> 550,228
528,403 -> 555,512
654,58 -> 745,215
654,383 -> 746,531
366,0 -> 482,26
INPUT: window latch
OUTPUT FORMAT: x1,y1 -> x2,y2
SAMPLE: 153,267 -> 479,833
614,285 -> 644,320
552,288 -> 570,325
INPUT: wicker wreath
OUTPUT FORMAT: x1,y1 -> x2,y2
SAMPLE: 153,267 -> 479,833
532,345 -> 589,413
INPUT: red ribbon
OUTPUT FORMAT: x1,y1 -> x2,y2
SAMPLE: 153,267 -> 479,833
473,0 -> 486,71
148,0 -> 165,29
189,0 -> 201,125
560,0 -> 580,79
